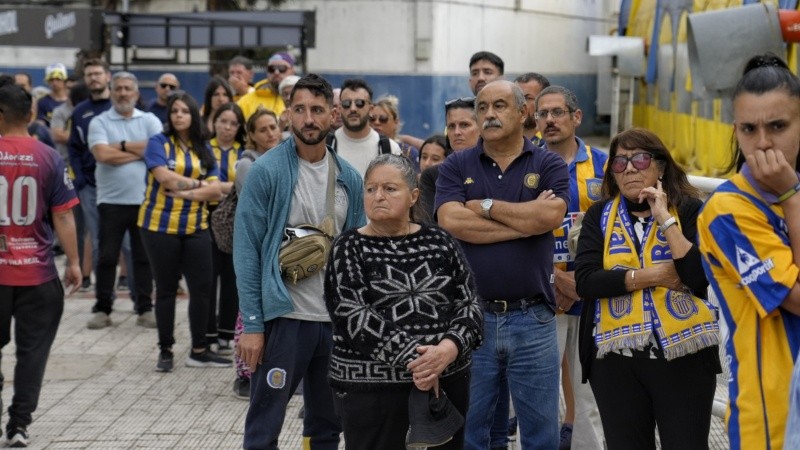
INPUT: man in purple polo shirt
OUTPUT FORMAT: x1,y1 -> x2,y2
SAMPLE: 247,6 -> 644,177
436,80 -> 569,449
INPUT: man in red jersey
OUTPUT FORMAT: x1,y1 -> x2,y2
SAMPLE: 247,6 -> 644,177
0,80 -> 81,448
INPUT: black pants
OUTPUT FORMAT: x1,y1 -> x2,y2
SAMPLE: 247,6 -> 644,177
207,206 -> 238,341
589,350 -> 717,450
140,228 -> 212,350
95,204 -> 153,315
332,369 -> 471,450
0,279 -> 64,430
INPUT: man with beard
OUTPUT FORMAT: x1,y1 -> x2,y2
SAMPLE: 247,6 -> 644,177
535,85 -> 606,450
85,72 -> 162,330
237,52 -> 295,120
332,78 -> 401,176
436,80 -> 569,449
68,59 -> 115,291
234,74 -> 364,450
515,72 -> 550,146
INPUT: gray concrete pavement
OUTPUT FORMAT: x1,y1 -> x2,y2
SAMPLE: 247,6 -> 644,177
1,254 -> 729,449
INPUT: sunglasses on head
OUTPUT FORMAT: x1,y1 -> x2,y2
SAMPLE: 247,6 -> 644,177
267,65 -> 289,74
610,152 -> 654,173
370,115 -> 389,124
160,83 -> 178,90
341,99 -> 368,109
445,96 -> 476,109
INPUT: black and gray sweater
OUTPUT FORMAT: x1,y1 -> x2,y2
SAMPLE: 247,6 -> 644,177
324,224 -> 483,391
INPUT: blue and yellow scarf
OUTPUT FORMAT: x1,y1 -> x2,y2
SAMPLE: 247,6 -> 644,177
596,196 -> 719,360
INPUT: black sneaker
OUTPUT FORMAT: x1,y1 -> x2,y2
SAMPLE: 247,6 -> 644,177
233,377 -> 250,399
559,423 -> 573,450
7,426 -> 28,448
185,349 -> 232,368
79,277 -> 92,292
116,275 -> 129,292
156,349 -> 174,372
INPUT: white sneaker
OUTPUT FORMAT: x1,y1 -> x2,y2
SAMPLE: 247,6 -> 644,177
86,312 -> 111,329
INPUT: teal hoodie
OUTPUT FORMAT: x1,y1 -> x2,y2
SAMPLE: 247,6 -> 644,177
233,137 -> 365,333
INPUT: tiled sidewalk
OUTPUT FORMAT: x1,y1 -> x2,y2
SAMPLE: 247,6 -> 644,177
1,254 -> 728,449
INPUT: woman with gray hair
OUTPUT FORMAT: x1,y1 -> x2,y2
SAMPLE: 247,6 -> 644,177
324,154 -> 483,449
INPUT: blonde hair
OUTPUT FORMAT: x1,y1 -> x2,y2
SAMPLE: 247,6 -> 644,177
373,95 -> 402,136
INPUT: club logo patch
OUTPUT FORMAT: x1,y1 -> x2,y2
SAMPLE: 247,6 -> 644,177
587,179 -> 602,201
524,173 -> 540,189
609,294 -> 632,319
666,290 -> 697,320
266,368 -> 287,389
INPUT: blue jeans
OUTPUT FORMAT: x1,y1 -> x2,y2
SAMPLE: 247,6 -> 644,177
77,186 -> 100,270
465,301 -> 560,450
787,354 -> 800,450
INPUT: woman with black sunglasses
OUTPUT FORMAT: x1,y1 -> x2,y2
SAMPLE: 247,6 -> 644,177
574,127 -> 720,449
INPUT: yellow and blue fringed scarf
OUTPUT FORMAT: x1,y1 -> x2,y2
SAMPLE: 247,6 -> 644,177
596,196 -> 719,360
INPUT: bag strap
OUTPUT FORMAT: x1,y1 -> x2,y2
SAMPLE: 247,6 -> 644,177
378,134 -> 392,155
325,150 -> 336,222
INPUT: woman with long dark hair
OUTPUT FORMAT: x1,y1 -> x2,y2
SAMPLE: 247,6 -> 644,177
201,76 -> 234,134
138,92 -> 231,372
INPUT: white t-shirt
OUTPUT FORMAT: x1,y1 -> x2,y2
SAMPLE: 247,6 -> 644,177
333,128 -> 401,177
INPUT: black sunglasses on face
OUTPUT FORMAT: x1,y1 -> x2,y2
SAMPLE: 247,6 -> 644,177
160,83 -> 178,90
341,99 -> 368,109
267,65 -> 289,74
370,115 -> 389,124
610,152 -> 654,173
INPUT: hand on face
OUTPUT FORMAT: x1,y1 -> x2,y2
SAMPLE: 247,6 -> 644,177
638,179 -> 670,223
746,148 -> 799,196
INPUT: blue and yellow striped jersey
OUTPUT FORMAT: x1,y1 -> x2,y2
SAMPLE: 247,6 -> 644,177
550,139 -> 607,271
698,172 -> 800,450
138,133 -> 220,235
208,137 -> 243,183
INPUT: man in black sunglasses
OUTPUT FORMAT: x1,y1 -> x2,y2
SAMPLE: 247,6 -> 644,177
237,52 -> 296,121
147,73 -> 179,124
330,78 -> 401,176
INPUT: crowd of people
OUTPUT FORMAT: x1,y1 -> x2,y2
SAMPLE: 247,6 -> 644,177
1,46 -> 799,450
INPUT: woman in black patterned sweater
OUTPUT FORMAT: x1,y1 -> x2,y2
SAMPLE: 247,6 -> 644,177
324,154 -> 483,450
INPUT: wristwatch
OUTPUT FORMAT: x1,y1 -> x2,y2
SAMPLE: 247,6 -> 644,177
120,140 -> 127,152
480,198 -> 493,219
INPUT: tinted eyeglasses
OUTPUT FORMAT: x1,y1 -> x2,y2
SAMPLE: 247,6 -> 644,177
534,108 -> 571,120
445,96 -> 476,110
341,99 -> 369,109
370,114 -> 389,124
160,83 -> 178,90
610,152 -> 654,173
267,65 -> 289,74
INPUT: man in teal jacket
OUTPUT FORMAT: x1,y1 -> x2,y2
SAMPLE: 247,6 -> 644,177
233,74 -> 365,450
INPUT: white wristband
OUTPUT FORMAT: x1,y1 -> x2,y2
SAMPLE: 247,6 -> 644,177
659,216 -> 677,234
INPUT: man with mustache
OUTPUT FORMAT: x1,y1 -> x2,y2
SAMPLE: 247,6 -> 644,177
436,80 -> 570,449
85,72 -> 162,330
331,78 -> 401,176
515,72 -> 550,146
234,74 -> 364,450
535,85 -> 607,450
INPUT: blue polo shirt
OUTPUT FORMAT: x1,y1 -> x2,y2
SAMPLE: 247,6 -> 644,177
67,97 -> 111,190
435,137 -> 570,306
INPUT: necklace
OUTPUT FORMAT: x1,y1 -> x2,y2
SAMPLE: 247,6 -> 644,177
369,222 -> 411,250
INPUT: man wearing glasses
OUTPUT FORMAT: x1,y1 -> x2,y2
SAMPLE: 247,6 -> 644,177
330,79 -> 401,176
147,73 -> 179,124
535,85 -> 607,450
238,52 -> 295,120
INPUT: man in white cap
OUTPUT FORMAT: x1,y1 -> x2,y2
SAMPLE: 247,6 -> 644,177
37,63 -> 69,127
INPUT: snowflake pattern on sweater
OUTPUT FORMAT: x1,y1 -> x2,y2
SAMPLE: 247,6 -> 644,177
324,225 -> 483,390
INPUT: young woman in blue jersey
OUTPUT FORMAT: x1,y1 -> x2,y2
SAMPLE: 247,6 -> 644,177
138,92 -> 231,372
575,128 -> 721,449
697,53 -> 800,450
206,102 -> 246,357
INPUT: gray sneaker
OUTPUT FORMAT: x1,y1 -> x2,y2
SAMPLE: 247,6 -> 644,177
136,311 -> 157,328
86,312 -> 111,329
